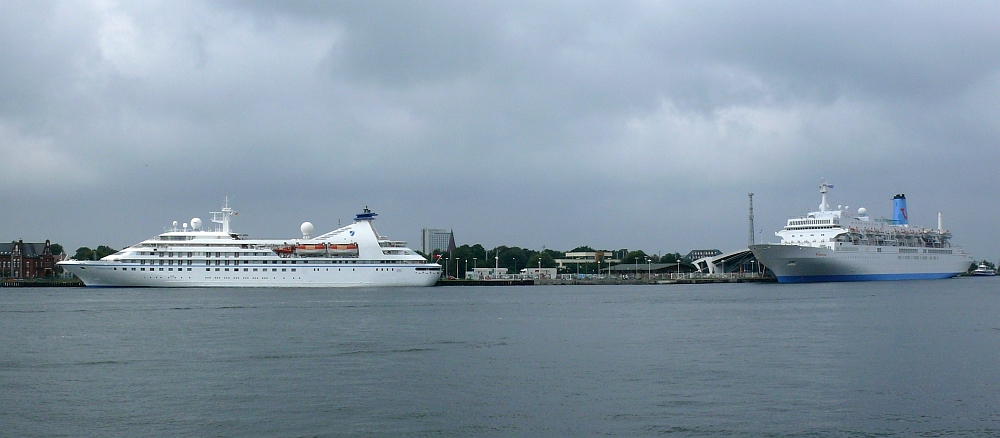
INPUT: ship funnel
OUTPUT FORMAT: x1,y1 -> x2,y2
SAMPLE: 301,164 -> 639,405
893,194 -> 908,226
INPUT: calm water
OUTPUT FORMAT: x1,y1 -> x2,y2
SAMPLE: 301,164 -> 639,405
2,280 -> 1000,437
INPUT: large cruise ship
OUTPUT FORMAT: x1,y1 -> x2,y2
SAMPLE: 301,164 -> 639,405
58,201 -> 441,287
749,180 -> 974,283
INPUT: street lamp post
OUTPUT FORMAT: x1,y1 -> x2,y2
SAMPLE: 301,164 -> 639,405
635,257 -> 639,279
647,257 -> 651,278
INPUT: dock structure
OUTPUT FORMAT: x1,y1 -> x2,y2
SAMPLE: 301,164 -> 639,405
437,279 -> 534,286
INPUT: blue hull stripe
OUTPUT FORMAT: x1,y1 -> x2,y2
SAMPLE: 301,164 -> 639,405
776,272 -> 960,283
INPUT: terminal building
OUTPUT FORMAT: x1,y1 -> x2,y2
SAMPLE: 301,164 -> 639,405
554,251 -> 619,269
421,228 -> 456,255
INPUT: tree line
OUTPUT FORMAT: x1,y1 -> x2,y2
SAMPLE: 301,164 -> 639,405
422,244 -> 691,275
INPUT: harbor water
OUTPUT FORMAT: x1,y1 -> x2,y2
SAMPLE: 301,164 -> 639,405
3,280 -> 999,436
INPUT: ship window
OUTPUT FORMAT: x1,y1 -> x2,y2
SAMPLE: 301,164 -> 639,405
291,268 -> 296,272
253,268 -> 258,272
282,261 -> 287,264
272,268 -> 277,272
187,268 -> 192,271
168,268 -> 173,271
159,268 -> 164,271
282,268 -> 286,272
141,268 -> 145,271
215,268 -> 220,271
206,268 -> 210,271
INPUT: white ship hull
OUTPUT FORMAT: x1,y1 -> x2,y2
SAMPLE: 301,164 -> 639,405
750,244 -> 974,283
58,202 -> 442,288
60,260 -> 440,287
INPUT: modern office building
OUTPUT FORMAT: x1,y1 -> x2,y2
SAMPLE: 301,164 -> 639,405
421,228 -> 456,255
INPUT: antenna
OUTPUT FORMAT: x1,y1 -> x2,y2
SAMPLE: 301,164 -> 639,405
748,192 -> 755,246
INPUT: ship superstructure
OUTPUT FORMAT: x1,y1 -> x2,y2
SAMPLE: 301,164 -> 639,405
58,201 -> 441,287
749,180 -> 974,283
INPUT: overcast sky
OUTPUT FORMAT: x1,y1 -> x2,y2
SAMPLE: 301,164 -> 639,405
3,1 -> 999,260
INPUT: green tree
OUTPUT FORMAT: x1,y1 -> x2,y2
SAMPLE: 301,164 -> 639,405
660,252 -> 681,264
74,247 -> 93,260
74,245 -> 119,261
570,246 -> 595,253
527,252 -> 557,269
623,250 -> 649,267
498,247 -> 531,272
49,243 -> 64,256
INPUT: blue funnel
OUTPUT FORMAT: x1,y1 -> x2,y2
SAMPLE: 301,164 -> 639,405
893,194 -> 908,225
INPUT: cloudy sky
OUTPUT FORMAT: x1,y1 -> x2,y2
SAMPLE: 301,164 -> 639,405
3,1 -> 1000,260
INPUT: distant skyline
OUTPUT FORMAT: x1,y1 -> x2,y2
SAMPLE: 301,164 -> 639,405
3,1 -> 999,261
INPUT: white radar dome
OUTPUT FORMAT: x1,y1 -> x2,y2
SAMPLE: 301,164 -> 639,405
173,220 -> 178,228
858,207 -> 867,216
301,222 -> 314,239
191,218 -> 202,230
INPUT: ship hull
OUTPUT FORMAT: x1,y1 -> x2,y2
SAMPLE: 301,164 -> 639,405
59,260 -> 441,288
750,244 -> 974,283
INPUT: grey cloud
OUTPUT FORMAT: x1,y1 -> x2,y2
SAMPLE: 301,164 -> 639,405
2,1 -> 999,261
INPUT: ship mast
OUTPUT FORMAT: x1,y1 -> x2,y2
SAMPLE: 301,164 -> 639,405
748,192 -> 755,246
819,179 -> 832,212
210,196 -> 234,234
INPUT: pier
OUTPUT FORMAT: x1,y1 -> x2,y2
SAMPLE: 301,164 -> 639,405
1,278 -> 85,288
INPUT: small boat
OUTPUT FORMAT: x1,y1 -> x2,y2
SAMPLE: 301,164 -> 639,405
328,243 -> 359,256
972,263 -> 996,276
295,243 -> 327,255
272,245 -> 295,256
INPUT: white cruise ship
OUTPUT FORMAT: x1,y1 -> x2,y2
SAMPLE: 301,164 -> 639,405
58,201 -> 441,287
749,180 -> 974,283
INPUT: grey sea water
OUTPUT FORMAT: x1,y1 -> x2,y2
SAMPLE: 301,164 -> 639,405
2,280 -> 999,437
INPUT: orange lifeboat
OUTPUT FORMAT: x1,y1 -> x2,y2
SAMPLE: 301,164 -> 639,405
295,243 -> 328,256
328,242 -> 359,256
272,245 -> 294,256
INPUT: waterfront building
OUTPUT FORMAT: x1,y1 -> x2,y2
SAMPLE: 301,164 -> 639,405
685,249 -> 722,261
467,267 -> 510,280
603,262 -> 697,278
0,240 -> 60,279
520,267 -> 558,279
554,251 -> 618,269
421,228 -> 456,255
